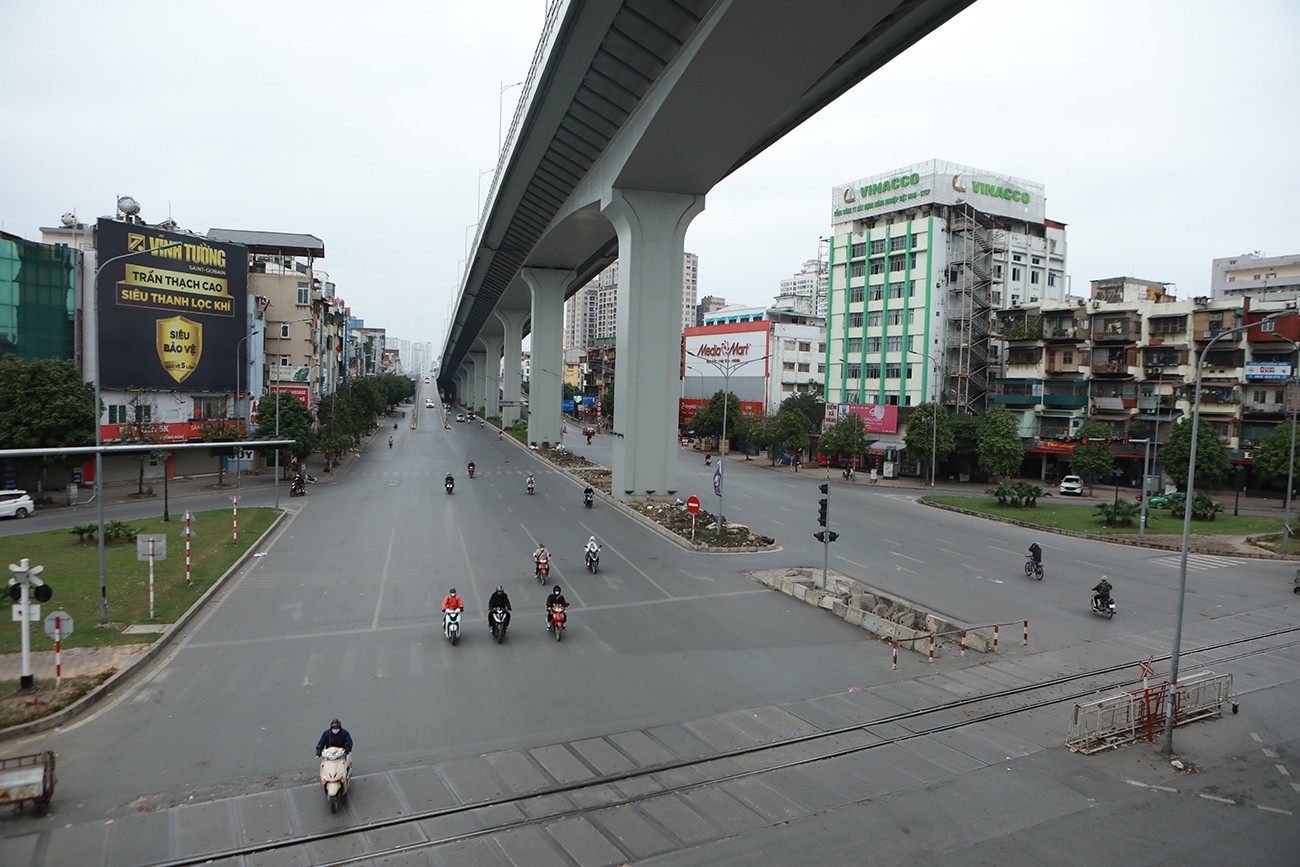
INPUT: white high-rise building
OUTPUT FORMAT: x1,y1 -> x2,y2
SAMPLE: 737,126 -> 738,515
824,159 -> 1068,414
775,258 -> 828,318
565,252 -> 699,354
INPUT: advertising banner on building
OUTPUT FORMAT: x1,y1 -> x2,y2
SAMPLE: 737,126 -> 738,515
96,219 -> 247,390
679,398 -> 764,427
823,403 -> 899,434
683,323 -> 769,405
831,159 -> 1045,226
1246,361 -> 1292,381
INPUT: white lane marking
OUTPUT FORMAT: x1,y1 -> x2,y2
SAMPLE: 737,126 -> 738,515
603,541 -> 673,601
1251,732 -> 1263,743
371,527 -> 397,630
1199,794 -> 1235,805
1275,764 -> 1290,777
835,556 -> 868,569
1151,785 -> 1178,793
987,545 -> 1017,554
1262,748 -> 1278,759
891,552 -> 924,564
1257,805 -> 1293,815
895,566 -> 916,574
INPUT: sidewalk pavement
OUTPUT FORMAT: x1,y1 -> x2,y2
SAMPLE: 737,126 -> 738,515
0,644 -> 151,685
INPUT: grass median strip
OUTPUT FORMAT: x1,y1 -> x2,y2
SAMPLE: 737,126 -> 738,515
926,496 -> 1286,538
0,508 -> 277,654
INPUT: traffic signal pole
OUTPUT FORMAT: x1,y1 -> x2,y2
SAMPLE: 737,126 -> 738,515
818,483 -> 830,590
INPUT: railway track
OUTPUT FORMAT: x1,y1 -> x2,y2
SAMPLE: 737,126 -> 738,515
151,625 -> 1300,866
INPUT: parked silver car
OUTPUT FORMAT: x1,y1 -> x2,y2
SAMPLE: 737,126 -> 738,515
1059,475 -> 1084,496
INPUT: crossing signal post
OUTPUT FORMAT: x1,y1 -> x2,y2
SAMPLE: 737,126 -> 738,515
814,484 -> 838,589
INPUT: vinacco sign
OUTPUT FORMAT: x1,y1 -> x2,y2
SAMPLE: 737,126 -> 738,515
97,219 -> 247,390
832,159 -> 1045,226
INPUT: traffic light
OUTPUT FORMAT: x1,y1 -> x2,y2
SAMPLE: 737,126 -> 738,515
817,498 -> 828,526
813,530 -> 825,542
827,531 -> 839,543
812,530 -> 840,544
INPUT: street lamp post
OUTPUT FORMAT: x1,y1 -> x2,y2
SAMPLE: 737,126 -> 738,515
93,241 -> 183,626
687,350 -> 769,541
1266,335 -> 1300,554
1162,311 -> 1288,754
908,349 -> 944,489
499,80 -> 524,156
270,316 -> 314,509
234,328 -> 262,488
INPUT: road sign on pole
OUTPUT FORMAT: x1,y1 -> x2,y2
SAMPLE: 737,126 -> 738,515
686,495 -> 700,514
43,611 -> 73,639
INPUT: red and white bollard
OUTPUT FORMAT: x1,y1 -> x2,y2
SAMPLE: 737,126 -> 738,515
961,630 -> 967,658
993,623 -> 1000,651
185,511 -> 192,586
53,616 -> 62,689
148,537 -> 156,620
1023,619 -> 1029,646
892,639 -> 898,671
928,634 -> 935,664
232,497 -> 238,545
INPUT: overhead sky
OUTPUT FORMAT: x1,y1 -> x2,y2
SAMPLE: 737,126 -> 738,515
2,1 -> 1296,355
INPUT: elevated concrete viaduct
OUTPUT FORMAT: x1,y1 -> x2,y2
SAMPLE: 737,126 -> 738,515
438,0 -> 973,499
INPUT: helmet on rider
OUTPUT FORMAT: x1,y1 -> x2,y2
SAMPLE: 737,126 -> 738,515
449,587 -> 457,595
330,718 -> 341,730
496,585 -> 505,594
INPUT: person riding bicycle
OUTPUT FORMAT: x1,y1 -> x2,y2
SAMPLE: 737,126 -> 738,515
487,585 -> 512,631
1028,541 -> 1042,566
1092,576 -> 1113,606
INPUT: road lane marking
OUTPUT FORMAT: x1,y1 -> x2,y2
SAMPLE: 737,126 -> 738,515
891,552 -> 924,564
371,527 -> 397,630
1199,794 -> 1235,805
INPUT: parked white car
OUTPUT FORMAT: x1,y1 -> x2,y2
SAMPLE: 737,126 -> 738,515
1059,475 -> 1084,496
0,490 -> 35,519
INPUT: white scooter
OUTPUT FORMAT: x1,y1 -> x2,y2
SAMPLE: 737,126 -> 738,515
444,606 -> 463,644
585,545 -> 601,574
1090,594 -> 1116,619
319,746 -> 351,813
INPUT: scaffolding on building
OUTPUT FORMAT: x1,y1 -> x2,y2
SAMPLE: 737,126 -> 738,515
946,205 -> 998,414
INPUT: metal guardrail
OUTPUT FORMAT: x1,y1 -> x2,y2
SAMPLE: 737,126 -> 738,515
1066,670 -> 1232,754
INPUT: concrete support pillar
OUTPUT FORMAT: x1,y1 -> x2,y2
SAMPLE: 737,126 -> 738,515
496,308 -> 528,427
477,334 -> 503,420
520,268 -> 574,447
465,354 -> 483,412
601,188 -> 705,500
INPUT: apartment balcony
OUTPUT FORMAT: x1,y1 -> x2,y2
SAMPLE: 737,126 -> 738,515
1090,361 -> 1133,376
1041,392 -> 1089,408
1091,313 -> 1141,343
1042,324 -> 1082,342
1241,400 -> 1288,416
1045,353 -> 1082,374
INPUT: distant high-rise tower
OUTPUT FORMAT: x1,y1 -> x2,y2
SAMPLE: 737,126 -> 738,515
565,252 -> 699,353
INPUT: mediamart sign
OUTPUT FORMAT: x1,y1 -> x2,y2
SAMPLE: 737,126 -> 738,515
831,159 -> 1045,225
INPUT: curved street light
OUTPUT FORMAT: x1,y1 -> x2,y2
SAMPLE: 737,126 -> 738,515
1162,310 -> 1290,754
93,241 -> 184,625
686,350 -> 769,541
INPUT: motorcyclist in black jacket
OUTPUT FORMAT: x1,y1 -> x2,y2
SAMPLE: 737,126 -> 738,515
545,586 -> 568,626
316,718 -> 353,755
488,585 -> 512,631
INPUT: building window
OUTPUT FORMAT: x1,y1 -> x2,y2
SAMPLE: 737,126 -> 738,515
864,363 -> 880,379
885,362 -> 901,379
798,342 -> 811,352
847,362 -> 861,379
850,262 -> 866,278
869,286 -> 883,301
866,337 -> 881,353
850,286 -> 864,303
784,339 -> 797,350
797,363 -> 810,373
849,312 -> 863,328
108,404 -> 150,425
1012,267 -> 1022,281
888,310 -> 903,326
906,363 -> 915,379
886,336 -> 902,352
994,264 -> 1003,279
783,361 -> 795,371
1012,254 -> 1022,262
297,282 -> 310,304
868,312 -> 881,327
817,363 -> 825,373
850,242 -> 866,258
819,343 -> 826,353
1048,273 -> 1056,287
1261,319 -> 1276,332
909,280 -> 918,297
890,258 -> 906,272
279,323 -> 290,338
870,238 -> 886,255
279,355 -> 289,366
889,236 -> 907,252
888,284 -> 903,299
193,397 -> 227,419
847,337 -> 862,353
1031,271 -> 1040,284
870,261 -> 884,276
1032,257 -> 1041,265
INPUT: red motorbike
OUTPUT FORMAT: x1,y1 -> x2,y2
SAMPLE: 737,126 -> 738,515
535,556 -> 550,584
547,604 -> 567,641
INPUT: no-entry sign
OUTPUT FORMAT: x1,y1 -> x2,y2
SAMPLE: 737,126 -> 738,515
686,495 -> 700,514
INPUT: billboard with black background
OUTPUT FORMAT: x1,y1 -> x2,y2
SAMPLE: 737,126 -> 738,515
96,218 -> 247,390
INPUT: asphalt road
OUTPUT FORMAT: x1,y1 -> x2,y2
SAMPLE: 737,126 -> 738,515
1,406 -> 1297,863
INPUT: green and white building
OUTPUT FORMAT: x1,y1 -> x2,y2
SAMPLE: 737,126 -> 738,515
824,160 -> 1069,415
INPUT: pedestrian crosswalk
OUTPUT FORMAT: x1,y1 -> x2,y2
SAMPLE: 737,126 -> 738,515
1151,553 -> 1240,571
